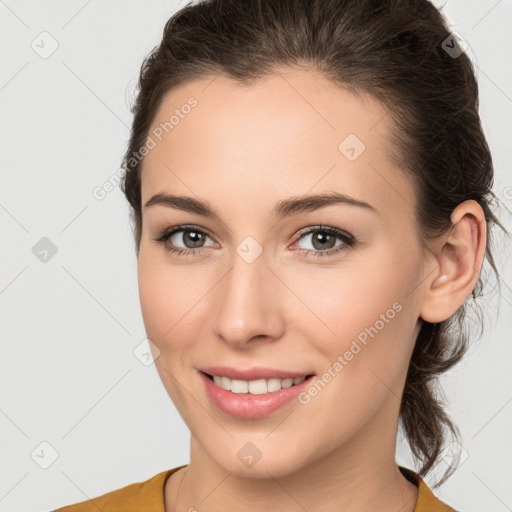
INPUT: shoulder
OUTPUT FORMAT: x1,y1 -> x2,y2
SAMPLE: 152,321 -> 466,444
51,465 -> 187,512
398,465 -> 459,512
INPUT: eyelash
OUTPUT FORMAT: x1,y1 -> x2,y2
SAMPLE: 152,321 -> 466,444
153,224 -> 357,259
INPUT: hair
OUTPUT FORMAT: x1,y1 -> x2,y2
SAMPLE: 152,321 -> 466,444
121,0 -> 505,487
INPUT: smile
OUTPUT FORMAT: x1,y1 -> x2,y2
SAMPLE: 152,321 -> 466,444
208,373 -> 313,394
200,371 -> 317,419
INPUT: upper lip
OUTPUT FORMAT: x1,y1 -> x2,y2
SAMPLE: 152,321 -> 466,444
199,366 -> 315,381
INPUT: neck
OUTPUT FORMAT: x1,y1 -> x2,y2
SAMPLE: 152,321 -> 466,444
165,406 -> 418,512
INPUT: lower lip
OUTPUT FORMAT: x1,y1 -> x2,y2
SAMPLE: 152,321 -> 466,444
199,371 -> 315,419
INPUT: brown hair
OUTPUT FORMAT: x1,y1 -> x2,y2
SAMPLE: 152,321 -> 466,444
121,0 -> 505,486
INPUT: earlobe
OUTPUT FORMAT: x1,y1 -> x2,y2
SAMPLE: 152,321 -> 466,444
419,200 -> 487,323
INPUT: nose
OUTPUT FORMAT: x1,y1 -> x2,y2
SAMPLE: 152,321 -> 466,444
212,246 -> 285,349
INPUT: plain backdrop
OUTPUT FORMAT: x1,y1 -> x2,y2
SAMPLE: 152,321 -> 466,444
1,1 -> 511,511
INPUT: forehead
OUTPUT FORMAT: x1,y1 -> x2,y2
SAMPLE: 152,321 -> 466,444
140,68 -> 414,222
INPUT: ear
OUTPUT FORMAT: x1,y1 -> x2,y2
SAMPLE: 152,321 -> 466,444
419,200 -> 487,323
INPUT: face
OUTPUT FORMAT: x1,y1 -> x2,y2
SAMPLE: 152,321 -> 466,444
137,68 -> 428,478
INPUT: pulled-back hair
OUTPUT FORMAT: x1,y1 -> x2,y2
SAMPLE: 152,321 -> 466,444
121,0 -> 504,486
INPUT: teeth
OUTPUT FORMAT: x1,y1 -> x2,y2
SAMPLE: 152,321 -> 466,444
211,375 -> 307,394
230,379 -> 248,393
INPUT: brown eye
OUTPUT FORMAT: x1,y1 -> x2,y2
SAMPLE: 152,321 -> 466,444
154,225 -> 216,255
295,226 -> 356,258
300,230 -> 338,250
173,229 -> 208,249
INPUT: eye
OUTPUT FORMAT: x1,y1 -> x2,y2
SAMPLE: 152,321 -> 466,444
153,223 -> 357,259
153,225 -> 216,257
293,225 -> 356,258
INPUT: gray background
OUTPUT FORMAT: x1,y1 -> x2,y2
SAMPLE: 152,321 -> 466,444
1,1 -> 511,511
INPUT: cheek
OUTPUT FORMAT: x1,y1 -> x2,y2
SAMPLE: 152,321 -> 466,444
137,264 -> 169,343
292,252 -> 418,393
137,253 -> 196,347
137,254 -> 203,416
287,258 -> 407,347
296,284 -> 415,447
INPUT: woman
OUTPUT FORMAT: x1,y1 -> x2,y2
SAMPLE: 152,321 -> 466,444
54,0 -> 504,510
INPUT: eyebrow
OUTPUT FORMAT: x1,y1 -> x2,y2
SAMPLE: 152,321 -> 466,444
143,191 -> 379,220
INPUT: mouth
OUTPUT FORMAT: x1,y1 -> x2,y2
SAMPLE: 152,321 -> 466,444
199,370 -> 317,419
200,370 -> 316,395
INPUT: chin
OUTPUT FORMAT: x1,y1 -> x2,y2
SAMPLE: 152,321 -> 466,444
203,437 -> 313,479
224,457 -> 303,479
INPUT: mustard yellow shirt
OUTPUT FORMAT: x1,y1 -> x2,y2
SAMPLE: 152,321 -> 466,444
52,464 -> 457,511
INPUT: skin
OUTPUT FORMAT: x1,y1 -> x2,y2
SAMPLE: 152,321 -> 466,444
136,67 -> 487,512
